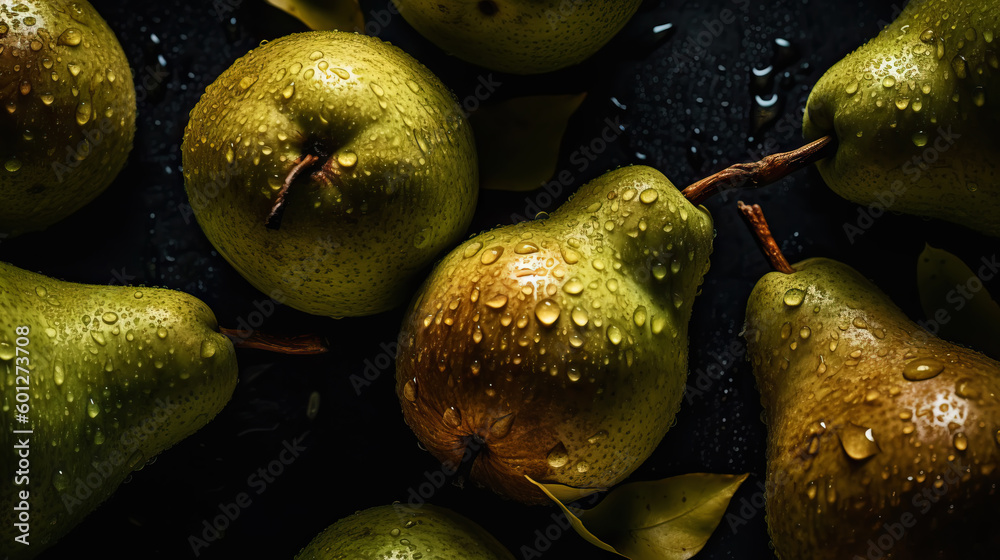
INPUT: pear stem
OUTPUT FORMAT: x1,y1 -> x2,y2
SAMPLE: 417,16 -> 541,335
265,154 -> 321,230
681,135 -> 835,204
737,201 -> 795,274
220,328 -> 329,354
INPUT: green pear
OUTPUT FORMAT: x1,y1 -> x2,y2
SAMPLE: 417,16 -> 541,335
745,257 -> 1000,559
0,261 -> 237,558
803,0 -> 1000,235
295,504 -> 514,559
397,165 -> 714,503
0,0 -> 136,237
394,0 -> 643,74
182,31 -> 478,318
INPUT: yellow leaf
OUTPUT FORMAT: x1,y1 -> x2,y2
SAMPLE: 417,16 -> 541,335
527,473 -> 748,560
917,244 -> 1000,359
264,0 -> 364,32
472,93 -> 587,192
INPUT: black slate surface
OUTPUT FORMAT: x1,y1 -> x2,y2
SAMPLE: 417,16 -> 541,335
3,0 -> 996,558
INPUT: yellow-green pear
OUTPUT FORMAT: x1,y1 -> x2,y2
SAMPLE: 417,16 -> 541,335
0,0 -> 136,237
745,257 -> 1000,559
394,0 -> 643,74
295,504 -> 514,559
182,31 -> 478,317
803,0 -> 1000,235
397,166 -> 714,503
0,262 -> 237,558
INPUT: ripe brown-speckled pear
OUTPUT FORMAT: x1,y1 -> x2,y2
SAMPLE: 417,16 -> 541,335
394,0 -> 643,74
0,261 -> 237,559
803,0 -> 1000,235
744,258 -> 1000,559
397,166 -> 714,504
182,31 -> 478,317
295,504 -> 514,559
0,0 -> 136,237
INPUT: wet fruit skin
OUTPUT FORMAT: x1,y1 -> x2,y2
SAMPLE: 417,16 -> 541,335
745,258 -> 1000,559
394,0 -> 644,74
0,261 -> 237,559
0,0 -> 136,237
803,0 -> 1000,236
397,166 -> 714,504
182,31 -> 478,318
295,504 -> 514,559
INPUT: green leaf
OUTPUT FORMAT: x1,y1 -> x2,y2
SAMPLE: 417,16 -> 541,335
264,0 -> 364,32
472,93 -> 587,192
527,473 -> 748,560
917,244 -> 1000,359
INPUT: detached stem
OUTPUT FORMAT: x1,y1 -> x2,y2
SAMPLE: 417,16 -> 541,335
265,154 -> 321,230
737,201 -> 795,274
221,328 -> 329,355
681,135 -> 835,204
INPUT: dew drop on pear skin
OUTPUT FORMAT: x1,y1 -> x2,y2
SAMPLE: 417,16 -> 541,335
902,357 -> 945,380
547,442 -> 569,468
783,288 -> 805,307
840,423 -> 880,460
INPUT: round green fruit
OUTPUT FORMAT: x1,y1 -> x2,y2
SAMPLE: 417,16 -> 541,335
182,31 -> 478,317
0,0 -> 136,236
394,0 -> 643,74
295,504 -> 514,560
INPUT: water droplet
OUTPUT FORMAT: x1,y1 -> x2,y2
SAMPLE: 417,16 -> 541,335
156,327 -> 168,339
481,246 -> 503,265
799,326 -> 811,339
535,299 -> 561,326
806,483 -> 817,500
200,339 -> 218,359
919,28 -> 935,43
443,407 -> 462,427
5,159 -> 22,172
571,307 -> 589,327
53,470 -> 69,491
951,55 -> 968,79
547,442 -> 569,468
783,288 -> 805,307
101,312 -> 118,324
336,151 -> 358,167
490,414 -> 514,438
633,306 -> 647,327
390,528 -> 401,537
75,101 -> 91,125
954,378 -> 980,399
607,325 -> 622,345
882,76 -> 896,88
53,364 -> 65,386
514,242 -> 539,254
780,322 -> 792,340
567,368 -> 581,382
403,380 -> 417,402
840,423 -> 879,460
953,432 -> 968,451
90,331 -> 107,346
576,461 -> 590,473
485,294 -> 508,309
561,247 -> 580,264
563,279 -> 584,295
912,132 -> 928,147
281,83 -> 295,99
895,97 -> 910,110
639,189 -> 658,204
902,358 -> 944,381
87,399 -> 100,418
59,28 -> 83,46
972,86 -> 986,107
94,430 -> 105,445
332,68 -> 350,80
463,242 -> 483,258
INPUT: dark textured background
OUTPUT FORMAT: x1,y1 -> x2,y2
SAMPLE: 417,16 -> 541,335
4,0 -> 995,558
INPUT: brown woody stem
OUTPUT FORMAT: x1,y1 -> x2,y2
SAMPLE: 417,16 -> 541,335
681,135 -> 835,204
265,154 -> 321,230
221,328 -> 329,354
737,201 -> 795,275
